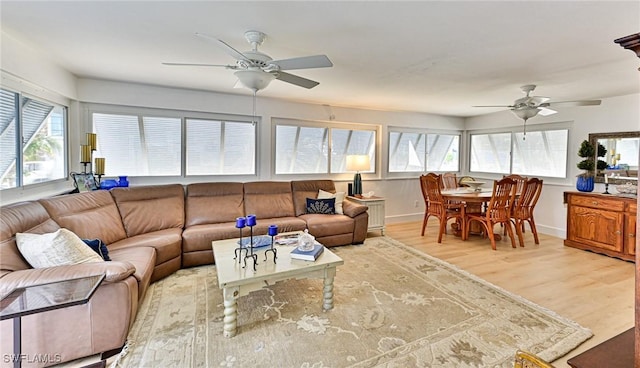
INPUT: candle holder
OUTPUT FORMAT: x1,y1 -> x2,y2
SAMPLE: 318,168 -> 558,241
603,183 -> 610,195
265,225 -> 278,263
234,217 -> 248,264
243,215 -> 258,271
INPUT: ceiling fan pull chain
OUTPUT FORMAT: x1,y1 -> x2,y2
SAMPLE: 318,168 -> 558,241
523,119 -> 527,140
252,90 -> 257,126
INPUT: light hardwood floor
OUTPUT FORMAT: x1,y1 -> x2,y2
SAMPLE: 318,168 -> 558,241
378,220 -> 636,368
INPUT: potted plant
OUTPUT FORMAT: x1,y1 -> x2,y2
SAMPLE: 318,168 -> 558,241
576,140 -> 607,192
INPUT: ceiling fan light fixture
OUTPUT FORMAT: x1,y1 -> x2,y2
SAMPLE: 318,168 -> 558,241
234,69 -> 275,91
512,107 -> 539,120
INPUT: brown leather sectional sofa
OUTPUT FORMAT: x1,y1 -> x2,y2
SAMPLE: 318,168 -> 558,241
0,180 -> 368,367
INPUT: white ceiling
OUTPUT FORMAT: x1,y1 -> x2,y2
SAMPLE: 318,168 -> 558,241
1,1 -> 639,117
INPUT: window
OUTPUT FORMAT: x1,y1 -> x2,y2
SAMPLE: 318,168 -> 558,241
388,129 -> 460,173
469,133 -> 511,174
0,89 -> 67,189
91,109 -> 256,177
512,130 -> 568,177
469,126 -> 569,178
93,113 -> 181,176
186,118 -> 256,175
274,120 -> 376,175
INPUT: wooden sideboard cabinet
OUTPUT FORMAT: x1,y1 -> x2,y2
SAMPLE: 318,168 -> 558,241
564,191 -> 637,262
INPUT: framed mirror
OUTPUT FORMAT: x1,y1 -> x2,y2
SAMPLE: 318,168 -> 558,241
588,131 -> 640,183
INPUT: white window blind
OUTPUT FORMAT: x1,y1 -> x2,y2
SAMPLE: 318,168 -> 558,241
513,129 -> 568,178
93,113 -> 181,176
186,118 -> 255,175
469,132 -> 512,174
388,130 -> 460,173
1,89 -> 66,189
274,121 -> 377,175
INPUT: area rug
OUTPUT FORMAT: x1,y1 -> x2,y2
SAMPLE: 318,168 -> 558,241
111,236 -> 592,368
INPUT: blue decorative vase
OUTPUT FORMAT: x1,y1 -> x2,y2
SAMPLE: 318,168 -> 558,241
576,175 -> 594,192
100,179 -> 118,190
118,176 -> 129,187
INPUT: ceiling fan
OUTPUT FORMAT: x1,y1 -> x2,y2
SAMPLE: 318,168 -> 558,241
474,84 -> 602,137
163,30 -> 333,91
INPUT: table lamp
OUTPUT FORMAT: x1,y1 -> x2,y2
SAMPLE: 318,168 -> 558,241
346,155 -> 370,195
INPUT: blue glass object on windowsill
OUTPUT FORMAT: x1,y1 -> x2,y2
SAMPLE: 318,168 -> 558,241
118,176 -> 129,187
99,179 -> 118,190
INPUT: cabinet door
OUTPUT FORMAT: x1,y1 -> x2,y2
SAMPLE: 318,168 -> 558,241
627,212 -> 637,256
569,205 -> 624,252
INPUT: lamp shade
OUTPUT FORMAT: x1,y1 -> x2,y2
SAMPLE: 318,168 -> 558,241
234,69 -> 275,91
512,107 -> 540,120
346,155 -> 370,172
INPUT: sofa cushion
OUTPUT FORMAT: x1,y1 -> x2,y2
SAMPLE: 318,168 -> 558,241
185,182 -> 244,226
244,181 -> 296,219
39,190 -> 127,245
109,228 -> 182,266
82,238 -> 111,261
291,180 -> 337,216
110,184 -> 185,237
299,214 -> 355,238
1,201 -> 61,273
306,197 -> 336,214
16,228 -> 104,268
317,189 -> 346,214
109,246 -> 156,300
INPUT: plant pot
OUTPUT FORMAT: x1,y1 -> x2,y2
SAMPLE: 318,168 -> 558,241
576,175 -> 594,192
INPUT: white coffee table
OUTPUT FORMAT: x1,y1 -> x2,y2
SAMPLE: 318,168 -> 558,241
212,233 -> 344,337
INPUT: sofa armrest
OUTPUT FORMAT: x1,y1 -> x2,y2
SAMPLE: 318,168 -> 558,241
0,261 -> 136,297
342,199 -> 368,217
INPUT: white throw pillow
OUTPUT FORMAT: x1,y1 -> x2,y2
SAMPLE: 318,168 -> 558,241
318,189 -> 346,214
16,228 -> 104,268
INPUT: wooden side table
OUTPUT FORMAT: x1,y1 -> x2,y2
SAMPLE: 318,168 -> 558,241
347,195 -> 385,235
0,274 -> 105,368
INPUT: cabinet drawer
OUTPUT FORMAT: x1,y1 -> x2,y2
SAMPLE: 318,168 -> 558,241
627,202 -> 637,214
569,195 -> 625,211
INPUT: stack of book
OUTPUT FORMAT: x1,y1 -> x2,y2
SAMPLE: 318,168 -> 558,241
290,244 -> 324,261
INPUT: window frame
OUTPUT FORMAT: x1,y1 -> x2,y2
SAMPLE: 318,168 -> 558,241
271,117 -> 380,180
467,121 -> 572,180
386,126 -> 462,179
87,104 -> 258,179
0,88 -> 69,191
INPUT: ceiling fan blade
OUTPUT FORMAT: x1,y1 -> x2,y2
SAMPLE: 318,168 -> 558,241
162,62 -> 236,69
472,105 -> 514,108
270,55 -> 333,70
538,107 -> 557,116
275,71 -> 320,89
547,100 -> 602,107
195,32 -> 253,64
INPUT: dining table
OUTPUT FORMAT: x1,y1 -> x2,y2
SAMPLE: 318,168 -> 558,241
441,186 -> 501,239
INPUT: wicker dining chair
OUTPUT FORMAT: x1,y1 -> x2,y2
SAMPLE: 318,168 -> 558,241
465,177 -> 517,250
441,172 -> 459,189
511,178 -> 543,246
423,173 -> 466,242
513,350 -> 555,368
419,174 -> 430,236
504,174 -> 527,194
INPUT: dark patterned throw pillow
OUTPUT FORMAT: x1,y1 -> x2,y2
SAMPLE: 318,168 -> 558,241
82,238 -> 111,261
306,197 -> 336,214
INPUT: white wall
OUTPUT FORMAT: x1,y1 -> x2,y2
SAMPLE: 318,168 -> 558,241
75,78 -> 464,224
2,27 -> 638,240
464,93 -> 640,237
